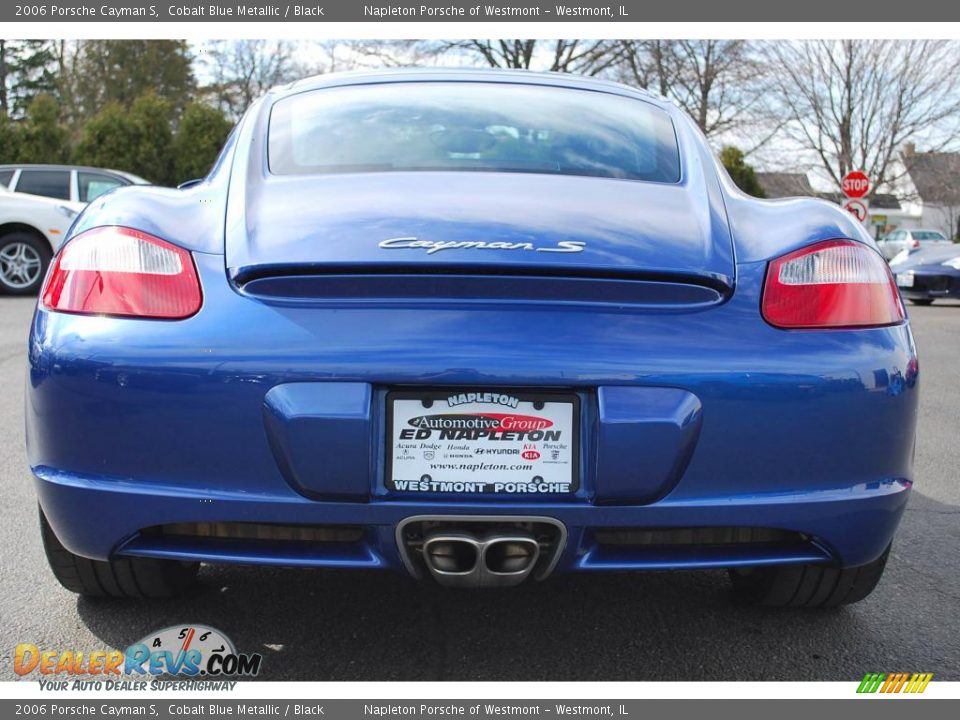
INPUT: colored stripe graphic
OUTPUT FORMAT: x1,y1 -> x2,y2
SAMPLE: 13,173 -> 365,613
857,672 -> 932,693
857,673 -> 885,693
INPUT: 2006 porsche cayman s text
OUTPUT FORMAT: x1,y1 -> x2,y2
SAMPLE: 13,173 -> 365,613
27,69 -> 918,605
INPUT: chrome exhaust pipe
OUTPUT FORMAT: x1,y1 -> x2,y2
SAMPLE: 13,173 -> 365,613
422,534 -> 481,586
421,532 -> 540,588
483,536 -> 540,581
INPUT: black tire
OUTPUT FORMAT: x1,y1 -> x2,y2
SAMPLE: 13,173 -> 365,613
0,230 -> 52,296
40,508 -> 199,598
729,545 -> 890,608
909,299 -> 934,306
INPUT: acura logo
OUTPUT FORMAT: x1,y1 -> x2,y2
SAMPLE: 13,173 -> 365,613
379,237 -> 586,254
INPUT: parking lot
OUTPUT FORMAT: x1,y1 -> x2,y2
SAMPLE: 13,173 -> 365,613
1,295 -> 958,682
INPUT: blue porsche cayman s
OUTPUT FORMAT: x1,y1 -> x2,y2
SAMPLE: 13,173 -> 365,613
27,69 -> 918,605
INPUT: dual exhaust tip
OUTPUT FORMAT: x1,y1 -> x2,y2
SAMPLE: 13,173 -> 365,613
422,532 -> 540,588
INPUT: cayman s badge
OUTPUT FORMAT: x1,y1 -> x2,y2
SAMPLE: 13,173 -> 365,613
379,237 -> 586,254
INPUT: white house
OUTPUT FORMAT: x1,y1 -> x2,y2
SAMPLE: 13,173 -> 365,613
899,146 -> 960,240
756,147 -> 960,240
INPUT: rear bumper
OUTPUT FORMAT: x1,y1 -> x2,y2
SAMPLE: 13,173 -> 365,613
35,464 -> 910,574
899,270 -> 960,299
27,255 -> 919,576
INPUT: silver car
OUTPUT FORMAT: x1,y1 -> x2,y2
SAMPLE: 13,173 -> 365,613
877,228 -> 951,261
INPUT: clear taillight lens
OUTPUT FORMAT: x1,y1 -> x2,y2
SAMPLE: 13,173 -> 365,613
762,239 -> 904,329
41,226 -> 202,319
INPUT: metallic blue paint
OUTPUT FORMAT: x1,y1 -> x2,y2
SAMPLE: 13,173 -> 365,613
263,382 -> 373,500
594,387 -> 702,504
26,69 -> 919,579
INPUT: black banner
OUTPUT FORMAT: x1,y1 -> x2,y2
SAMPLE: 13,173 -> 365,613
2,0 -> 955,23
1,699 -> 958,720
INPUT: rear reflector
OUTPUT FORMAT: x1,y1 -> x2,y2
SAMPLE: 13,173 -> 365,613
41,226 -> 201,319
144,522 -> 364,544
593,527 -> 807,547
762,239 -> 904,329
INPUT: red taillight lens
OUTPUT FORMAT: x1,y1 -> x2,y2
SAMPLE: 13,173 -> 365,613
41,227 -> 202,319
911,239 -> 920,248
762,239 -> 904,329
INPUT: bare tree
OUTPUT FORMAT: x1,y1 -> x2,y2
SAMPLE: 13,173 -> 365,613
764,40 -> 960,195
616,40 -> 776,147
201,40 -> 306,119
0,41 -> 8,116
618,40 -> 678,97
337,40 -> 435,69
413,39 -> 625,75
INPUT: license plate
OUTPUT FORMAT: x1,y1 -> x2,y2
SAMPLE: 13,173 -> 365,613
386,390 -> 579,494
897,273 -> 914,288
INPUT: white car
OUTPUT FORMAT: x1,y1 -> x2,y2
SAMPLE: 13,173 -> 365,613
876,228 -> 951,261
0,186 -> 84,295
0,164 -> 148,204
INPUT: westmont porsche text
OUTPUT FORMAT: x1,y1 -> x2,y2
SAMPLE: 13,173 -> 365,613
27,69 -> 917,603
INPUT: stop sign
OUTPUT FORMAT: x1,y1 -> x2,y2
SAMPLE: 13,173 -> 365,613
842,171 -> 870,199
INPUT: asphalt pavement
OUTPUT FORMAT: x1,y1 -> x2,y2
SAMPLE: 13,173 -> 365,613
1,296 -> 958,681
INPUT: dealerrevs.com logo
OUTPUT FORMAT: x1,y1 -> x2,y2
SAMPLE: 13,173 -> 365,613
14,624 -> 262,687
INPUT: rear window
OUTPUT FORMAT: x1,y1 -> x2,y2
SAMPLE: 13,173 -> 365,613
0,170 -> 13,188
268,83 -> 681,183
913,231 -> 946,241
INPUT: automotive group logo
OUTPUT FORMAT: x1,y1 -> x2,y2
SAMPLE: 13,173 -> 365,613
14,624 -> 262,685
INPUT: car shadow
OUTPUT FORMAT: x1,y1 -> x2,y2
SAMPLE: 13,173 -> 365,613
62,486 -> 959,681
908,299 -> 960,309
73,486 -> 960,682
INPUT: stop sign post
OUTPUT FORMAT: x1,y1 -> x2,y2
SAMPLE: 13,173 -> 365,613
841,171 -> 871,225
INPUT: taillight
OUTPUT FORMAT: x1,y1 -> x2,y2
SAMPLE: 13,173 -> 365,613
41,226 -> 202,319
762,239 -> 904,329
911,239 -> 920,248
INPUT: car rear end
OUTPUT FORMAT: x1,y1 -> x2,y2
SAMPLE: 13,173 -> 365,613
893,245 -> 960,304
26,72 -> 919,604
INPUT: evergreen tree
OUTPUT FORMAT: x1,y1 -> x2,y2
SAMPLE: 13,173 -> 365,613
17,94 -> 69,163
173,102 -> 233,183
0,112 -> 21,165
74,102 -> 131,171
720,145 -> 766,198
74,93 -> 175,184
69,41 -> 195,121
0,40 -> 60,119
